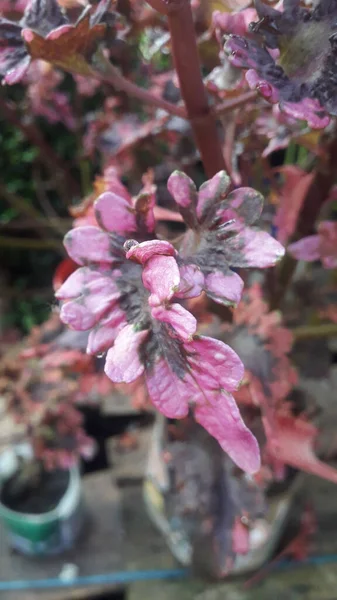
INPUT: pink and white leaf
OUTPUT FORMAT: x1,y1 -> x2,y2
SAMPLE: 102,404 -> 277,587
146,358 -> 191,418
60,301 -> 100,331
151,303 -> 197,339
87,309 -> 127,354
167,170 -> 197,208
60,278 -> 119,331
230,227 -> 285,268
143,255 -> 180,305
195,397 -> 261,473
175,264 -> 205,299
265,415 -> 337,484
197,171 -> 231,222
288,235 -> 320,262
64,226 -> 115,266
217,187 -> 264,227
103,166 -> 131,202
213,8 -> 257,36
55,267 -> 105,300
186,336 -> 244,393
205,271 -> 244,306
105,325 -> 148,383
94,191 -> 136,234
126,239 -> 176,264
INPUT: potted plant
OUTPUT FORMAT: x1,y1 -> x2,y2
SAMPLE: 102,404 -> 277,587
0,324 -> 97,555
1,0 -> 337,578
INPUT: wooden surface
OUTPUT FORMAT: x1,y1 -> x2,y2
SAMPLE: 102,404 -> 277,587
0,471 -> 124,600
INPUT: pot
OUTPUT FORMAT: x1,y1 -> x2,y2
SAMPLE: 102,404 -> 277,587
143,415 -> 301,577
0,451 -> 83,556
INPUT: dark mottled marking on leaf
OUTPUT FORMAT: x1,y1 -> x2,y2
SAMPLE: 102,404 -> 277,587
197,172 -> 231,225
90,0 -> 115,29
134,192 -> 156,236
108,232 -> 128,261
141,325 -> 188,378
232,0 -> 337,112
23,0 -> 68,37
0,46 -> 29,77
115,262 -> 145,324
0,19 -> 23,45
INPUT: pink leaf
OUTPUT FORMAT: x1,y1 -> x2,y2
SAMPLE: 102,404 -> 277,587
213,8 -> 257,35
60,301 -> 99,331
94,191 -> 136,233
175,264 -> 205,299
151,303 -> 197,339
185,336 -> 244,393
230,227 -> 285,268
167,170 -> 197,208
281,98 -> 330,130
55,267 -> 107,300
60,278 -> 119,330
134,192 -> 156,233
87,309 -> 127,354
288,235 -> 320,262
64,226 -> 115,265
197,171 -> 231,221
265,415 -> 337,484
143,255 -> 180,304
146,358 -> 190,418
195,397 -> 261,473
126,239 -> 176,264
105,325 -> 148,383
103,166 -> 131,202
205,271 -> 244,306
218,187 -> 264,226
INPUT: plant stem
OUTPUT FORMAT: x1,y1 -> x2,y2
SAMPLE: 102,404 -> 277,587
297,144 -> 309,169
270,131 -> 337,309
0,236 -> 63,250
0,182 -> 46,223
284,141 -> 297,165
292,323 -> 337,340
92,60 -> 187,119
166,0 -> 225,177
214,91 -> 257,116
0,182 -> 66,244
0,95 -> 80,199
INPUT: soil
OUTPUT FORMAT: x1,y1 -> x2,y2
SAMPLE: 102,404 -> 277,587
0,468 -> 69,514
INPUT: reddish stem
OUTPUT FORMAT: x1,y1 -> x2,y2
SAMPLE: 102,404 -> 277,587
93,60 -> 187,119
215,91 -> 257,115
166,0 -> 225,177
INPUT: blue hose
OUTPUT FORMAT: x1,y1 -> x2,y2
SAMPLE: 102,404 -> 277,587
0,568 -> 188,591
1,554 -> 337,591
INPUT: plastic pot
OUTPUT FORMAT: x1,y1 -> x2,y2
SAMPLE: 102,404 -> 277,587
0,465 -> 83,556
143,415 -> 302,577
